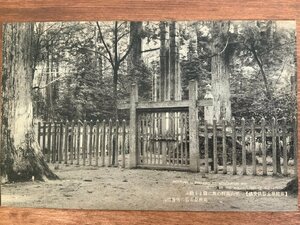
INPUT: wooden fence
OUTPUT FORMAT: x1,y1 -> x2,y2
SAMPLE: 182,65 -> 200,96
37,116 -> 297,177
198,117 -> 297,176
37,120 -> 129,167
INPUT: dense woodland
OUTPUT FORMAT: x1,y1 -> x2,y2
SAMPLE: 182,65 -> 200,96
1,21 -> 297,181
26,21 -> 296,122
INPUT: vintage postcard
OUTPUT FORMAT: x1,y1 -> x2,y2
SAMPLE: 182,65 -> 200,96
0,20 -> 298,211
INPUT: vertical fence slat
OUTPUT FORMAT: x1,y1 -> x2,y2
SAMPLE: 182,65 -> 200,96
282,117 -> 288,176
232,117 -> 237,175
184,112 -> 188,165
162,113 -> 167,165
143,116 -> 147,165
115,120 -> 119,167
42,122 -> 46,155
108,119 -> 112,166
222,118 -> 227,174
204,119 -> 209,173
122,120 -> 126,168
42,123 -> 46,156
272,117 -> 277,175
59,122 -> 63,163
294,116 -> 297,177
47,122 -> 51,163
102,120 -> 106,166
241,118 -> 246,175
151,114 -> 155,165
89,120 -> 93,166
77,121 -> 81,165
213,118 -> 217,174
95,120 -> 100,167
38,122 -> 41,146
149,115 -> 154,165
52,122 -> 57,163
261,117 -> 267,175
64,120 -> 69,164
70,120 -> 74,165
175,113 -> 179,166
83,120 -> 87,166
251,117 -> 256,175
180,113 -> 184,166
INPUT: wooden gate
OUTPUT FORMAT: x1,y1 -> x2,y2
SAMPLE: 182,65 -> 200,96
136,110 -> 190,170
118,80 -> 212,172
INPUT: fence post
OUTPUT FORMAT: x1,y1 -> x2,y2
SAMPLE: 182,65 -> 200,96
37,122 -> 41,146
251,117 -> 256,175
222,118 -> 227,174
59,121 -> 63,163
129,83 -> 138,169
241,117 -> 246,175
76,120 -> 81,165
282,117 -> 288,176
64,120 -> 69,164
213,117 -> 217,173
89,120 -> 93,166
47,122 -> 51,163
204,119 -> 209,173
70,120 -> 74,165
272,117 -> 277,175
108,119 -> 113,166
114,120 -> 119,167
42,122 -> 46,155
52,122 -> 57,163
232,117 -> 237,175
261,117 -> 267,175
95,120 -> 100,166
83,120 -> 87,166
189,80 -> 199,172
101,120 -> 106,166
294,116 -> 298,177
122,120 -> 126,168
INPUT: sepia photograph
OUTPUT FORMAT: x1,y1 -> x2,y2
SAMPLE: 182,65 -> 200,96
0,20 -> 298,211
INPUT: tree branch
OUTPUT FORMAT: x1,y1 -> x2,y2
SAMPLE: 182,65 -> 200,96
141,47 -> 160,53
96,22 -> 115,69
250,43 -> 272,100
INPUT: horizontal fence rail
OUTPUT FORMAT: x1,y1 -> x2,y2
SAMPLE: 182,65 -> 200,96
37,120 -> 129,168
198,117 -> 297,177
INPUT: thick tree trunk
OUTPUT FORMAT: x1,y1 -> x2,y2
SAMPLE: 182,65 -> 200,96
159,21 -> 169,101
169,21 -> 181,101
128,22 -> 142,72
1,23 -> 58,182
208,22 -> 232,123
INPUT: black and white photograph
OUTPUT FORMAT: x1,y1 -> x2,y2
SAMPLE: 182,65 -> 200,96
0,20 -> 298,211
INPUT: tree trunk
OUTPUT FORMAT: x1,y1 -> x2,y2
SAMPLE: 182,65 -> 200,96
159,21 -> 169,101
169,21 -> 181,101
128,22 -> 142,72
209,22 -> 232,123
1,23 -> 58,182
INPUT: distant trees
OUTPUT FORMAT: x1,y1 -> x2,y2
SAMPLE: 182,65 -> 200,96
179,21 -> 296,122
27,20 -> 296,123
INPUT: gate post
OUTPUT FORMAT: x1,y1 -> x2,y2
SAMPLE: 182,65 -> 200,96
189,80 -> 199,172
129,83 -> 138,168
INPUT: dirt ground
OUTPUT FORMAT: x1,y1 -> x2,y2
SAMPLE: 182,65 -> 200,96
1,164 -> 298,211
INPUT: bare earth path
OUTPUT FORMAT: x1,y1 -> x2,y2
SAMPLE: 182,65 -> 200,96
1,165 -> 297,211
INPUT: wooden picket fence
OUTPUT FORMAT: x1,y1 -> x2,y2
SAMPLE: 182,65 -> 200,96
37,116 -> 297,177
198,117 -> 297,176
37,120 -> 129,167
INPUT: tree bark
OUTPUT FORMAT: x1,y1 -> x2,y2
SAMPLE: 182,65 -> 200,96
209,21 -> 232,123
1,23 -> 58,182
128,22 -> 142,72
